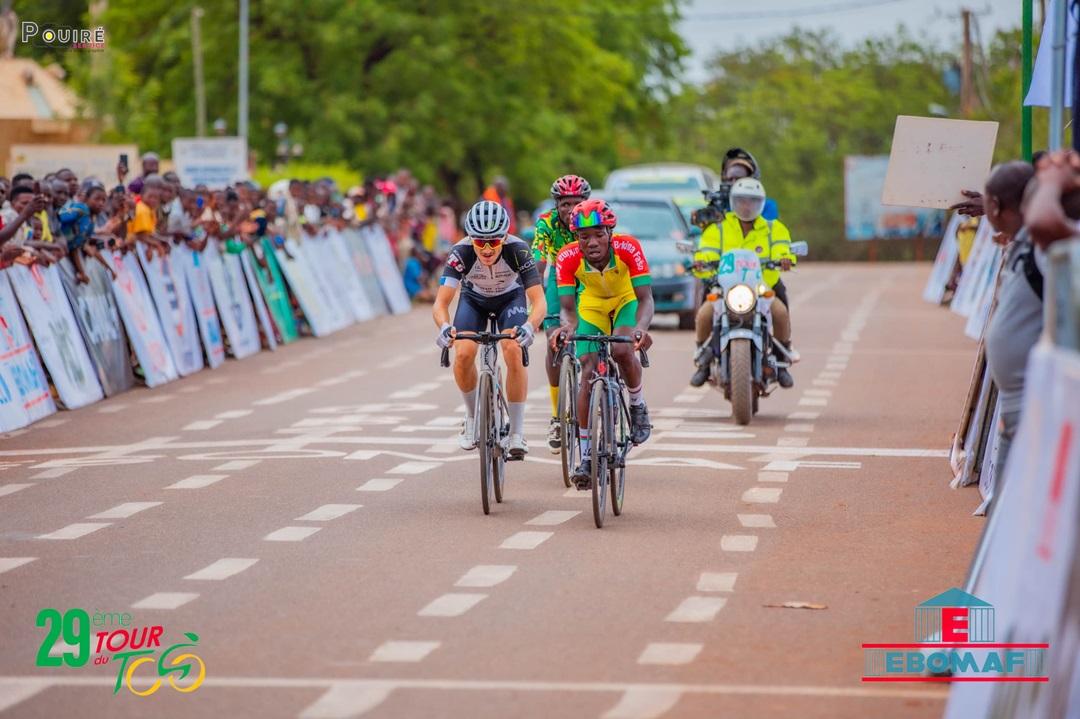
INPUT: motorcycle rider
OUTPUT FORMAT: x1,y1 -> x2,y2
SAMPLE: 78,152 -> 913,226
689,178 -> 797,388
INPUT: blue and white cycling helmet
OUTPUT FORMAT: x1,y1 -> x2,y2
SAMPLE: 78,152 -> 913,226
463,200 -> 510,239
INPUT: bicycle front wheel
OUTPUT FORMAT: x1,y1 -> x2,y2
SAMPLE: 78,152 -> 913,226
611,395 -> 628,516
590,380 -> 609,528
558,354 -> 578,488
478,372 -> 494,515
493,391 -> 507,504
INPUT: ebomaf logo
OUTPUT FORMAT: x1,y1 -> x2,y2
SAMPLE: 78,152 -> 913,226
862,588 -> 1049,682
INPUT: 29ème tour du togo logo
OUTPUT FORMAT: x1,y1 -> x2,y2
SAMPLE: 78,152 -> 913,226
36,608 -> 205,696
862,588 -> 1049,682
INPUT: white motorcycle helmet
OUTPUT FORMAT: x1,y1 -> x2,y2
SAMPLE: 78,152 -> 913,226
730,178 -> 766,222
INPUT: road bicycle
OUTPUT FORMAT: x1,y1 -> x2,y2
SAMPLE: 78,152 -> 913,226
553,340 -> 581,488
441,319 -> 529,515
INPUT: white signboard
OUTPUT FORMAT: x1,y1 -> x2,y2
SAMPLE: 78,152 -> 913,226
240,251 -> 278,351
882,116 -> 999,210
109,252 -> 179,387
177,246 -> 226,368
0,272 -> 56,430
171,137 -> 248,189
138,251 -> 204,376
204,241 -> 261,359
275,239 -> 350,337
362,226 -> 412,315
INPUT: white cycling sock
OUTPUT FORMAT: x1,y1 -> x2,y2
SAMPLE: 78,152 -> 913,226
463,389 -> 477,418
627,384 -> 645,407
508,402 -> 526,435
579,427 -> 591,457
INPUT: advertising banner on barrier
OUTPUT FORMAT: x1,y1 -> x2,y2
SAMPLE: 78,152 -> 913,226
253,240 -> 298,343
240,251 -> 278,351
57,259 -> 135,397
964,246 -> 1002,341
316,230 -> 376,322
0,272 -> 56,431
204,241 -> 261,359
274,239 -> 348,336
138,251 -> 204,376
923,214 -> 961,305
361,225 -> 411,314
109,251 -> 178,387
341,229 -> 389,317
946,344 -> 1080,719
298,237 -> 356,329
177,246 -> 226,368
951,219 -> 994,318
8,263 -> 104,409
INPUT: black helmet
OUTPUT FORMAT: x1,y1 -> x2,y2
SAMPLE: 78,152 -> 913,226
722,147 -> 760,180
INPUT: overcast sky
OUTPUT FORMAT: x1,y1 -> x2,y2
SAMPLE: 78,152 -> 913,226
678,0 -> 1025,82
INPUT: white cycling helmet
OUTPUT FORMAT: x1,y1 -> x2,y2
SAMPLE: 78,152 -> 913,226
463,200 -> 510,239
730,178 -> 766,222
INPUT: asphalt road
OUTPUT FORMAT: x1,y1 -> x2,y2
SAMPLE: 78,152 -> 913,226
0,263 -> 985,718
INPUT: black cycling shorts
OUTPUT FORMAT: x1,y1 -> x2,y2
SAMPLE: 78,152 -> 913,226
454,287 -> 528,333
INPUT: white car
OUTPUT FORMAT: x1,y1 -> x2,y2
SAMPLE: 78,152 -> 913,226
603,163 -> 720,194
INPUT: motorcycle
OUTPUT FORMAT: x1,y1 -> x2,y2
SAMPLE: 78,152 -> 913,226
680,241 -> 807,425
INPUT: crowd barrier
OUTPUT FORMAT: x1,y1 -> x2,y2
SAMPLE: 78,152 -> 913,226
929,228 -> 1080,715
0,225 -> 409,433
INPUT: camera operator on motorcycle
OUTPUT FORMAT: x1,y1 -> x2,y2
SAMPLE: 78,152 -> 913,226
689,178 -> 797,388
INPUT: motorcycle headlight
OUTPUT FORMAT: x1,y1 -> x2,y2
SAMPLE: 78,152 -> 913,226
725,284 -> 756,315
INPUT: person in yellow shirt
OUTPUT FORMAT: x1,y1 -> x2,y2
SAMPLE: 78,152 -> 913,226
127,175 -> 169,259
690,178 -> 797,388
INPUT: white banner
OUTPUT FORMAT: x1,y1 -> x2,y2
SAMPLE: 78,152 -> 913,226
8,263 -> 104,409
361,225 -> 411,314
177,246 -> 225,368
204,242 -> 261,359
1025,3 -> 1076,107
951,219 -> 994,318
109,251 -> 178,387
0,272 -> 56,431
314,230 -> 375,322
240,250 -> 277,351
275,239 -> 349,337
923,214 -> 961,304
171,137 -> 249,189
947,343 -> 1080,718
341,229 -> 389,316
138,250 -> 204,376
964,245 -> 1003,340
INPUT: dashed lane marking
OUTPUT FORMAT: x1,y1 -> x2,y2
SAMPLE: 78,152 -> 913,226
720,535 -> 758,552
804,389 -> 832,397
130,592 -> 199,610
0,483 -> 33,497
455,565 -> 517,588
253,388 -> 315,406
0,558 -> 36,575
37,523 -> 110,540
30,468 -> 74,479
798,398 -> 828,407
637,643 -> 703,666
264,526 -> 322,542
602,687 -> 683,719
213,460 -> 260,471
787,411 -> 819,420
741,487 -> 782,503
387,461 -> 441,475
184,558 -> 259,581
167,474 -> 228,490
812,379 -> 838,387
777,437 -> 810,447
500,531 -> 553,550
525,510 -> 581,526
738,514 -> 776,528
97,404 -> 129,413
697,572 -> 737,592
299,683 -> 392,718
357,478 -> 403,492
783,424 -> 814,433
417,593 -> 487,617
664,596 -> 727,623
295,504 -> 362,522
216,410 -> 254,419
369,641 -> 441,663
87,502 -> 161,520
183,420 -> 223,431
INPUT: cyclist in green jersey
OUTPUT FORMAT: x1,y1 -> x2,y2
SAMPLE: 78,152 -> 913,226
533,174 -> 592,453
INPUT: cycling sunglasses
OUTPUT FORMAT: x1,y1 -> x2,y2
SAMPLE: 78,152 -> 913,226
471,237 -> 505,249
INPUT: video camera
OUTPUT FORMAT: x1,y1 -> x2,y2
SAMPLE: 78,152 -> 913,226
690,182 -> 732,229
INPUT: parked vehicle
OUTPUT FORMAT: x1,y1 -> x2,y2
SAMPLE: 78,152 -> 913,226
603,164 -> 720,195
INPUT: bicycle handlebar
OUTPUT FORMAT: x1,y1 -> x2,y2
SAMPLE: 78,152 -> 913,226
553,334 -> 650,368
439,330 -> 530,368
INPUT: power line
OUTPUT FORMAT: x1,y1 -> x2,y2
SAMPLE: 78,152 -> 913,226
679,0 -> 909,23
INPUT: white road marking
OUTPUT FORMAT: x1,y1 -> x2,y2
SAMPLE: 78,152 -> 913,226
500,531 -> 553,550
804,389 -> 832,397
831,343 -> 854,354
738,514 -> 776,528
812,379 -> 838,387
254,388 -> 315,406
88,502 -> 161,520
778,437 -> 810,447
0,558 -> 36,575
299,683 -> 393,718
426,438 -> 459,455
183,420 -> 223,431
742,487 -> 782,503
721,535 -> 759,552
417,593 -> 487,617
602,687 -> 683,719
184,558 -> 259,581
357,478 -> 403,492
387,461 -> 441,475
783,423 -> 814,433
787,411 -> 819,420
369,641 -> 441,663
213,460 -> 260,471
97,404 -> 129,413
178,386 -> 202,394
30,468 -> 74,479
637,643 -> 703,666
296,504 -> 362,522
799,398 -> 828,407
216,410 -> 253,419
167,474 -> 228,489
131,592 -> 199,609
656,430 -> 755,440
455,565 -> 517,588
665,596 -> 727,623
763,459 -> 862,471
264,526 -> 322,542
672,393 -> 705,404
818,371 -> 841,379
205,377 -> 227,384
525,510 -> 580,526
140,394 -> 175,404
36,418 -> 69,428
426,416 -> 464,427
0,678 -> 47,713
697,572 -> 737,593
389,382 -> 439,399
0,483 -> 32,498
37,523 -> 111,540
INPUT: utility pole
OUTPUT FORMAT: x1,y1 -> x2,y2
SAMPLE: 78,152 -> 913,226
191,6 -> 206,137
1022,0 -> 1033,161
961,8 -> 974,117
238,0 -> 249,139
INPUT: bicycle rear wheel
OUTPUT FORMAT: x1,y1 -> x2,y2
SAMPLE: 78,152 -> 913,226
558,354 -> 578,488
610,395 -> 628,516
493,391 -> 507,503
590,381 -> 609,528
478,372 -> 494,515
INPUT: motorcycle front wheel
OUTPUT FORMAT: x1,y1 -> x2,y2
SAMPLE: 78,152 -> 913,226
730,338 -> 754,426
